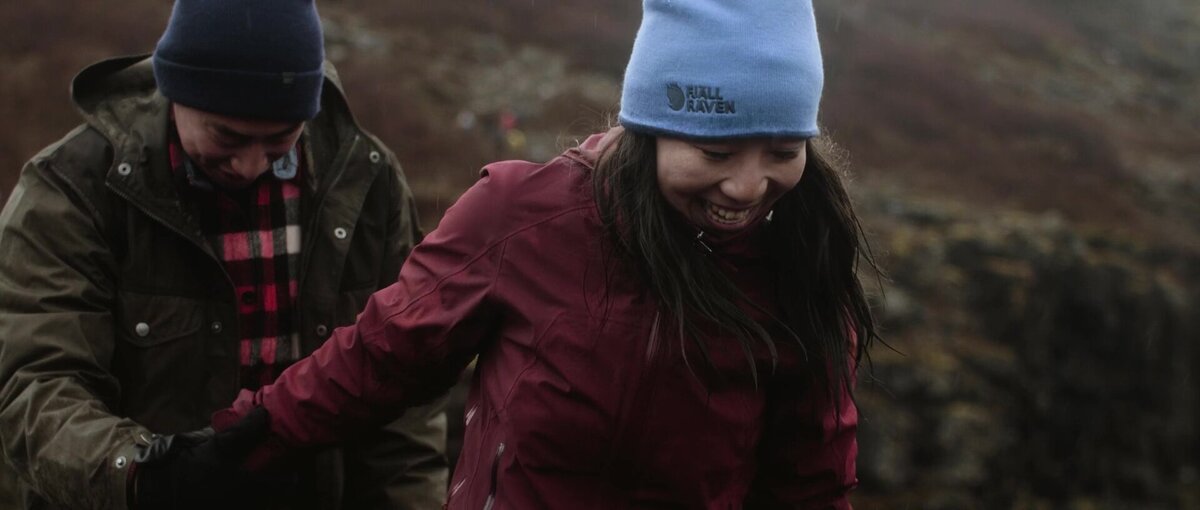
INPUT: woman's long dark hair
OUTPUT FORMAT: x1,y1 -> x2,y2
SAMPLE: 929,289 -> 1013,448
591,128 -> 877,406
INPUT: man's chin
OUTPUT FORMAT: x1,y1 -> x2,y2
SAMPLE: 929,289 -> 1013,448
217,181 -> 256,193
215,178 -> 254,190
201,168 -> 255,190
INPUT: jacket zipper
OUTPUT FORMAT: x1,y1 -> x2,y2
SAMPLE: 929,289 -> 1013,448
104,185 -> 237,293
606,311 -> 664,489
482,442 -> 505,510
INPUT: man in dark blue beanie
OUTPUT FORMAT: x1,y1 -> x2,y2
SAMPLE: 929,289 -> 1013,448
0,0 -> 449,509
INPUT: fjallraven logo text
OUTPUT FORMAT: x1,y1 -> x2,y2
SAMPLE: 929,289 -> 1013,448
666,84 -> 736,115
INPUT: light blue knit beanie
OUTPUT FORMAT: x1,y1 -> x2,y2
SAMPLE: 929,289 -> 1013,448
619,0 -> 825,139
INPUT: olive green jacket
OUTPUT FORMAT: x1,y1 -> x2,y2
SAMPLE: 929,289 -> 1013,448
0,56 -> 448,510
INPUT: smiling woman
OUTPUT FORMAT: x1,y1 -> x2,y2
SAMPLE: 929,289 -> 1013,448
592,126 -> 869,408
203,0 -> 879,508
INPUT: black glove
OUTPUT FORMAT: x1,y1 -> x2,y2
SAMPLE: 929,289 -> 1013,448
132,407 -> 295,510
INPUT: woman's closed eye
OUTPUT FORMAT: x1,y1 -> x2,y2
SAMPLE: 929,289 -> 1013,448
771,149 -> 802,161
703,150 -> 733,161
695,145 -> 734,161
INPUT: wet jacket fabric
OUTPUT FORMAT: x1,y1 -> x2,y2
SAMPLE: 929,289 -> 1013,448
0,55 -> 448,510
225,129 -> 859,509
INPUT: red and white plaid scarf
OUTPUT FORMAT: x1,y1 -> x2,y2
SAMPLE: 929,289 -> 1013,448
168,135 -> 303,390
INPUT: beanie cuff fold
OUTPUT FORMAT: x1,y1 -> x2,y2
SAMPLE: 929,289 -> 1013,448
153,56 -> 323,121
618,115 -> 820,141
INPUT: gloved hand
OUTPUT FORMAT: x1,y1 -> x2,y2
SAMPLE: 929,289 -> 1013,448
131,407 -> 295,510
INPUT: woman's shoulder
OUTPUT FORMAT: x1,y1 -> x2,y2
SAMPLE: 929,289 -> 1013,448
474,129 -> 618,213
479,155 -> 587,197
436,151 -> 596,248
479,144 -> 599,209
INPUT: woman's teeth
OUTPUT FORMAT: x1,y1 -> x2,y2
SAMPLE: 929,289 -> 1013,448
707,203 -> 750,223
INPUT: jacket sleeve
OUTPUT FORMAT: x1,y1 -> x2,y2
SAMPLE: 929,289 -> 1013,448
221,167 -> 507,456
747,347 -> 860,509
339,143 -> 451,510
0,159 -> 149,510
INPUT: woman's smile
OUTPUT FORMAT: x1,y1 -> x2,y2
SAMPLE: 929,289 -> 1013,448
703,200 -> 755,230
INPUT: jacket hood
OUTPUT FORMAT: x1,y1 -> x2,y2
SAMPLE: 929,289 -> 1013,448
70,54 -> 360,153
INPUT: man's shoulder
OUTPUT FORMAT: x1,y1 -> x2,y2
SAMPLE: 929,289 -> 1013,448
10,124 -> 123,224
27,124 -> 116,189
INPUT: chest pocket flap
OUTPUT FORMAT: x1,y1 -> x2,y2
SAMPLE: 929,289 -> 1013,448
115,290 -> 206,347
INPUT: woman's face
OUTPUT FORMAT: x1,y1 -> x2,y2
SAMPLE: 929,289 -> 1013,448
656,136 -> 807,235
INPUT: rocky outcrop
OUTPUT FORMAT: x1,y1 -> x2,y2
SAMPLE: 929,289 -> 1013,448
854,195 -> 1200,509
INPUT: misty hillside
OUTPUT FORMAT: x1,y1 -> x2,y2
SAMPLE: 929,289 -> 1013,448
818,0 -> 1200,246
2,1 -> 1198,508
5,1 -> 1197,243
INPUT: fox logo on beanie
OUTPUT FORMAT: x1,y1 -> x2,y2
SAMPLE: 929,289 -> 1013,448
153,0 -> 326,122
619,0 -> 825,139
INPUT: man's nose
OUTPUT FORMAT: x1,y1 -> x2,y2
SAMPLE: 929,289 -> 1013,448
228,146 -> 270,178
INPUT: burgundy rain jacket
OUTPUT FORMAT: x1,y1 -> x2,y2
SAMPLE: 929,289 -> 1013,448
220,130 -> 859,509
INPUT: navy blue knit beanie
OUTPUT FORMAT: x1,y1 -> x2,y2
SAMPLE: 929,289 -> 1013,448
620,0 -> 825,139
153,0 -> 326,121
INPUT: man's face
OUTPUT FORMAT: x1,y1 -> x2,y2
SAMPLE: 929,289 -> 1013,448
172,103 -> 304,190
